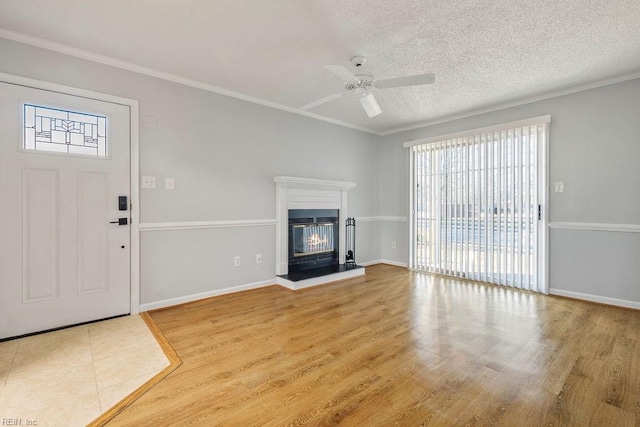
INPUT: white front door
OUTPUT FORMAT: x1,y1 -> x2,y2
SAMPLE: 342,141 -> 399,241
0,81 -> 131,339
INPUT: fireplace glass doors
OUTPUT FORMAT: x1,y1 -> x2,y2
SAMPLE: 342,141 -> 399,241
292,223 -> 335,257
288,209 -> 339,273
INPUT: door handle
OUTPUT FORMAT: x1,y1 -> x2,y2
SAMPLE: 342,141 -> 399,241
110,218 -> 128,225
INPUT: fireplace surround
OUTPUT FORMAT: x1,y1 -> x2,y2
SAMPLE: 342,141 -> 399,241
274,176 -> 364,289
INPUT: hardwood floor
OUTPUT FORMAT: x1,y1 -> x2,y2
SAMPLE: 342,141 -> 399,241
108,265 -> 640,426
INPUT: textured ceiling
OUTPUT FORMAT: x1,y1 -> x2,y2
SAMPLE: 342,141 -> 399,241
1,0 -> 640,134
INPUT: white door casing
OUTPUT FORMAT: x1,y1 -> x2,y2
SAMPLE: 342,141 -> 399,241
0,79 -> 136,338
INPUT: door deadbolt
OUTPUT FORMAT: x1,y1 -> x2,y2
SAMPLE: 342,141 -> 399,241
119,196 -> 128,211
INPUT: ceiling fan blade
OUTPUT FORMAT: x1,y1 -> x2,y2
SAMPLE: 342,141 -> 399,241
359,92 -> 382,118
300,92 -> 345,111
325,65 -> 360,84
375,73 -> 435,89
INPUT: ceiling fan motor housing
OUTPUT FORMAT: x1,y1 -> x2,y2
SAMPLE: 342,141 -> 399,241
346,73 -> 375,93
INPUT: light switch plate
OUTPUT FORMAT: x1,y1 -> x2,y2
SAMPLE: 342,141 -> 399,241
141,176 -> 156,189
555,182 -> 564,193
165,177 -> 174,190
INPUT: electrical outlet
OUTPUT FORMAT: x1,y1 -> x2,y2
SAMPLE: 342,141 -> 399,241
165,177 -> 174,190
234,256 -> 241,267
391,241 -> 397,249
255,253 -> 263,264
141,176 -> 156,189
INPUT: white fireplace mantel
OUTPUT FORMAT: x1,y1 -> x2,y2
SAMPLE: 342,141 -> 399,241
274,176 -> 356,276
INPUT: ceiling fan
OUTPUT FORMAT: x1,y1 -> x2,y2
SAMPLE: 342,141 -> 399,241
301,56 -> 435,118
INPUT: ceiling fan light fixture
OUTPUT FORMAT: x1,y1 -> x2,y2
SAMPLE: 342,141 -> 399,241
360,92 -> 382,118
309,59 -> 434,118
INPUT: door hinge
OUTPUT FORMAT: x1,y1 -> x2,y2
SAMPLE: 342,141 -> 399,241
538,204 -> 541,221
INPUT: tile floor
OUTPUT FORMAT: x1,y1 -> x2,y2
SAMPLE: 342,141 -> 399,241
0,315 -> 169,426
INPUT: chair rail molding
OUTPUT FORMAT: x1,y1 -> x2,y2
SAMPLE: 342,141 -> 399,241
549,222 -> 640,233
139,219 -> 276,232
354,216 -> 407,222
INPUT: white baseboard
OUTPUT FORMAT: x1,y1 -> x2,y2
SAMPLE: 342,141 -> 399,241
359,259 -> 408,268
359,259 -> 382,266
550,288 -> 640,310
139,279 -> 275,312
139,261 -> 407,311
381,259 -> 408,268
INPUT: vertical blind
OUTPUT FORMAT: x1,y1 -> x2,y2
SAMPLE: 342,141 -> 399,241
408,117 -> 549,292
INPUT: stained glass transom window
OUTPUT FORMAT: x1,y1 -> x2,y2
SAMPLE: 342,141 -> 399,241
23,104 -> 108,157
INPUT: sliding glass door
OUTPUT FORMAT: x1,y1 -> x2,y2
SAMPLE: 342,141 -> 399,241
408,117 -> 549,293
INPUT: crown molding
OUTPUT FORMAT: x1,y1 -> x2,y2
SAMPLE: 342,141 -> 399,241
4,27 -> 639,139
383,71 -> 640,136
0,28 -> 381,136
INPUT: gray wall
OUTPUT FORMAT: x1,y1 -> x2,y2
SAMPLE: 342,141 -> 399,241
382,78 -> 640,303
3,36 -> 638,307
0,38 -> 382,306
